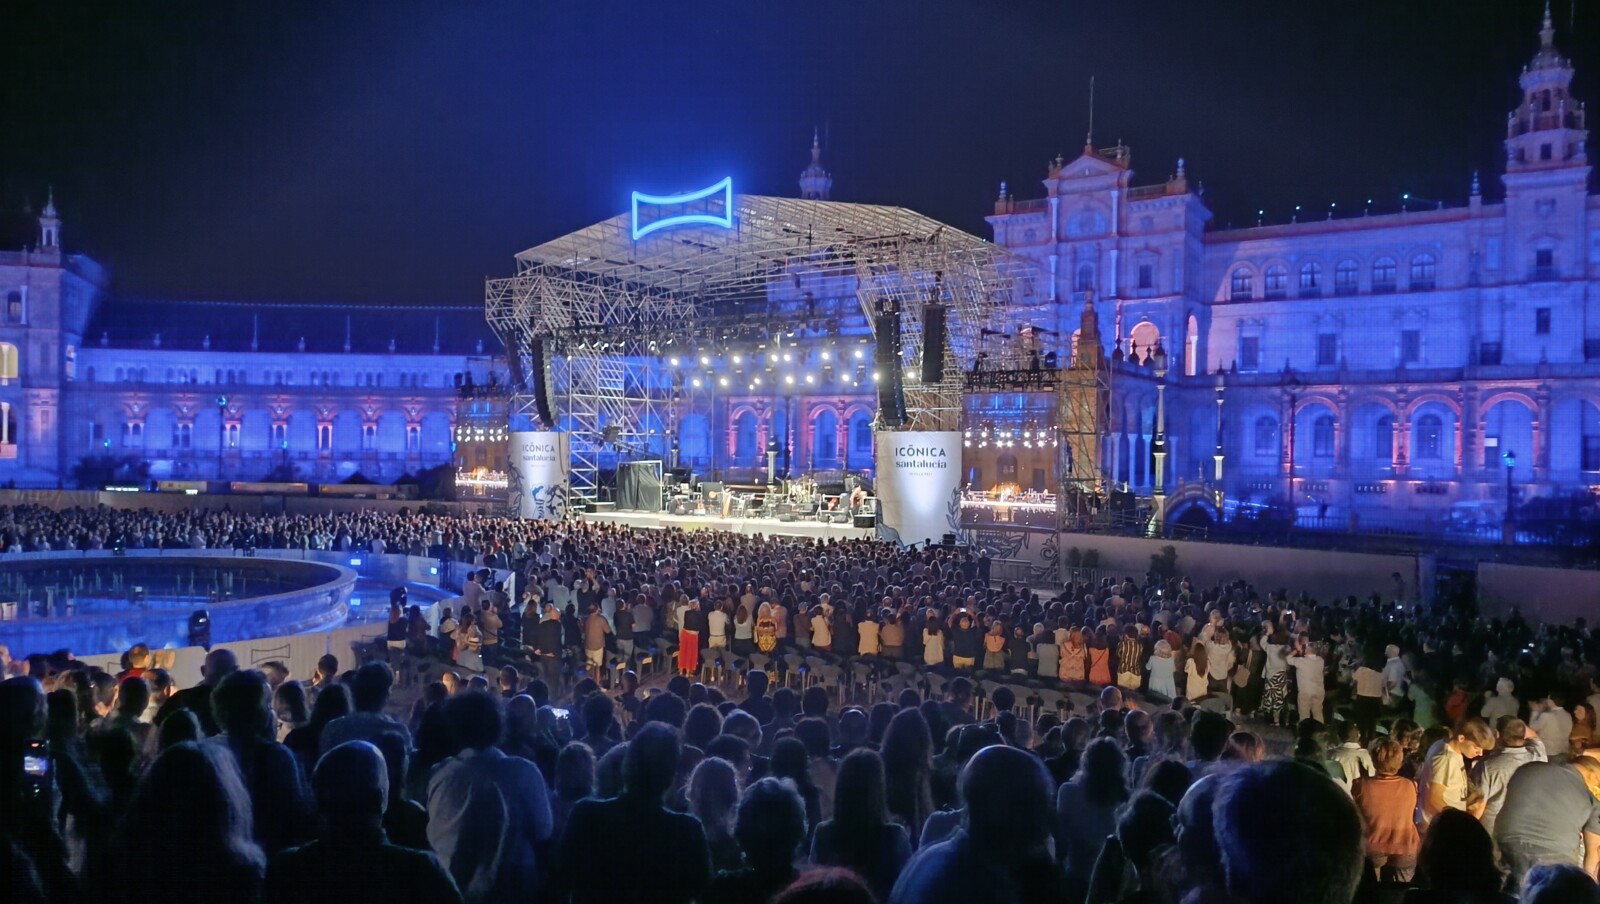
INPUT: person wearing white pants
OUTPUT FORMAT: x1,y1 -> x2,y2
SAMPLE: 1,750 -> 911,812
1287,640 -> 1327,724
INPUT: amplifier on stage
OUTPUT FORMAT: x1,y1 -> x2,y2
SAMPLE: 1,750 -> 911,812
853,513 -> 877,528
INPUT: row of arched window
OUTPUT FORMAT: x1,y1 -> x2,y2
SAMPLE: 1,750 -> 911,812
1250,414 -> 1444,459
1230,255 -> 1437,301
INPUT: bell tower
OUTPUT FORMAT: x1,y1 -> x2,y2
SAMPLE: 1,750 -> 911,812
799,129 -> 832,200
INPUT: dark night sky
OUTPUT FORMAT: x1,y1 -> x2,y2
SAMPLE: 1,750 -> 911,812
1,0 -> 1593,305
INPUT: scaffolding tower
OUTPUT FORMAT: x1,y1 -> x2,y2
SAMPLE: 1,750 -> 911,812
1056,291 -> 1113,549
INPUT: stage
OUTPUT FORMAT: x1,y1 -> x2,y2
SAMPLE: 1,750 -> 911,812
580,509 -> 879,541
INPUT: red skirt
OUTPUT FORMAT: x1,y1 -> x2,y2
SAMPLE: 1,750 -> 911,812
679,629 -> 701,673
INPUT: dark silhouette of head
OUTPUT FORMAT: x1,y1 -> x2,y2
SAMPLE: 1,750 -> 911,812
443,690 -> 503,750
211,669 -> 273,739
1417,808 -> 1505,896
960,744 -> 1054,862
349,662 -> 394,713
624,721 -> 681,803
314,741 -> 388,825
736,777 -> 808,872
1190,709 -> 1234,762
1212,760 -> 1363,904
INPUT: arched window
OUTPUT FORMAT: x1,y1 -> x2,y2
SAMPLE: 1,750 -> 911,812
1372,257 -> 1397,292
1375,415 -> 1394,460
1263,264 -> 1288,299
1299,262 -> 1322,296
1409,254 -> 1436,290
1416,414 -> 1443,459
1312,415 -> 1335,457
1230,267 -> 1254,300
1075,263 -> 1095,292
1335,260 -> 1359,295
1253,416 -> 1278,456
853,416 -> 873,453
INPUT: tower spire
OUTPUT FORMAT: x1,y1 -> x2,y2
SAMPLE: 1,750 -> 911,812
1085,76 -> 1096,149
1542,0 -> 1554,48
799,128 -> 832,200
38,186 -> 60,249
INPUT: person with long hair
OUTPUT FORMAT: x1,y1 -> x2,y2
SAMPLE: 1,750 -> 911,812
690,756 -> 744,872
770,737 -> 823,831
881,707 -> 935,845
1055,736 -> 1131,897
1219,730 -> 1267,763
100,741 -> 266,903
283,682 -> 350,771
810,749 -> 912,901
1185,639 -> 1210,701
922,615 -> 946,668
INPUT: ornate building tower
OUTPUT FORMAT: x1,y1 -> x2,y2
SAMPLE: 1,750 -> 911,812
799,129 -> 832,200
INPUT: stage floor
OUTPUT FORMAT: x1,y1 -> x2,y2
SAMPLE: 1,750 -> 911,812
582,509 -> 877,541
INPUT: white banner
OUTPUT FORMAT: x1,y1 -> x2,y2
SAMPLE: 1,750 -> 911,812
874,430 -> 963,546
508,431 -> 570,520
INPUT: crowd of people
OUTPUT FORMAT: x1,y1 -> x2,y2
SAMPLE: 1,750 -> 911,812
5,502 -> 1600,903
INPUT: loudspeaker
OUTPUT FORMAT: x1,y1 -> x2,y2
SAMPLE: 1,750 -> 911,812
530,337 -> 557,429
853,514 -> 877,528
602,424 -> 622,445
778,512 -> 798,522
921,304 -> 946,383
873,309 -> 906,427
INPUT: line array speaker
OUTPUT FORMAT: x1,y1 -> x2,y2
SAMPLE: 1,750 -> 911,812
921,304 -> 946,384
530,337 -> 557,429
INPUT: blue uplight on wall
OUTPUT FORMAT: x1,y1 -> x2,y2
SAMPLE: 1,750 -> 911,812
631,177 -> 734,240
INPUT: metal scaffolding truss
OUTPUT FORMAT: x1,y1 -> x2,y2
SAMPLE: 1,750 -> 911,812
486,194 -> 1039,499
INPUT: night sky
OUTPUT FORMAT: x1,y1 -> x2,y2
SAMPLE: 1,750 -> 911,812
1,0 -> 1593,305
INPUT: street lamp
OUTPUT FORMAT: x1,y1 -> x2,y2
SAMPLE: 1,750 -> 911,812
1213,369 -> 1226,509
1150,341 -> 1168,537
1282,371 -> 1302,526
215,395 -> 229,480
1503,449 -> 1517,544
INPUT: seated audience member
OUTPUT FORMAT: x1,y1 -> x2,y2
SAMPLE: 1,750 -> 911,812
1211,759 -> 1365,904
208,669 -> 313,856
320,662 -> 411,754
1518,864 -> 1600,904
100,741 -> 266,904
705,777 -> 810,904
427,690 -> 553,903
263,741 -> 461,903
554,721 -> 712,903
890,744 -> 1065,904
1410,808 -> 1515,904
810,748 -> 912,900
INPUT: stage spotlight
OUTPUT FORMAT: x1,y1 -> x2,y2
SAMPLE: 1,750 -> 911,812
700,355 -> 710,366
854,349 -> 864,360
804,374 -> 815,384
820,350 -> 831,361
719,376 -> 729,387
872,371 -> 881,382
785,374 -> 795,385
783,353 -> 792,362
692,378 -> 702,388
733,354 -> 743,364
669,356 -> 680,367
754,376 -> 763,386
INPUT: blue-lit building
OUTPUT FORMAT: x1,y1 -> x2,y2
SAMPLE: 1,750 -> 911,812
0,195 -> 499,487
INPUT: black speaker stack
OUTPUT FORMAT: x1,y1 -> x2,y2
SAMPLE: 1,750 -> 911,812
530,337 -> 557,429
873,307 -> 906,428
921,304 -> 946,384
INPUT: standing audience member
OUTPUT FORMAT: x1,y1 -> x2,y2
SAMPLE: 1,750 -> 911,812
1477,718 -> 1548,835
1493,759 -> 1600,892
705,777 -> 810,904
1352,737 -> 1421,882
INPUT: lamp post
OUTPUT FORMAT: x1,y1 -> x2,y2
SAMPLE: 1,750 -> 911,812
1280,371 -> 1302,529
1150,341 -> 1168,537
1213,369 -> 1226,510
215,395 -> 229,481
1503,449 -> 1517,544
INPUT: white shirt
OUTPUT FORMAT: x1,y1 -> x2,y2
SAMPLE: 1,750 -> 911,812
811,614 -> 833,647
1353,667 -> 1385,699
427,747 -> 553,901
1382,656 -> 1408,703
1530,707 -> 1574,761
1286,653 -> 1325,694
707,609 -> 729,639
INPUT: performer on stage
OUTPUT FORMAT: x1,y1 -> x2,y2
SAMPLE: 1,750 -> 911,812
850,484 -> 868,513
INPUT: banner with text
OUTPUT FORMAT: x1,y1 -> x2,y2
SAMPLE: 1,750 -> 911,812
508,431 -> 570,520
874,430 -> 963,546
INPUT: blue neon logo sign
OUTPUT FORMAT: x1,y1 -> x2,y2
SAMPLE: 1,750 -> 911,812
631,177 -> 734,240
